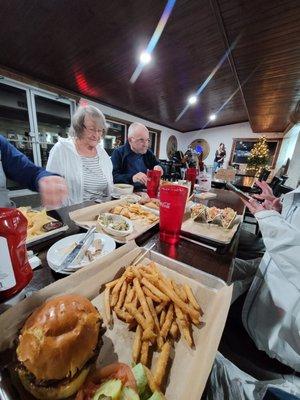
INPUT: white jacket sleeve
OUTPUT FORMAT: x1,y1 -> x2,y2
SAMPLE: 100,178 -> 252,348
46,143 -> 64,176
256,209 -> 300,288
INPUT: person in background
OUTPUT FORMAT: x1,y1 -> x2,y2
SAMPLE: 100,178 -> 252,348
111,122 -> 163,190
213,143 -> 226,172
0,135 -> 68,208
184,146 -> 198,168
172,150 -> 188,180
47,105 -> 113,205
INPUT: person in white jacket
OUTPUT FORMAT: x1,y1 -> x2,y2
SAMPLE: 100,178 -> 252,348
47,105 -> 113,206
205,182 -> 300,399
241,183 -> 300,372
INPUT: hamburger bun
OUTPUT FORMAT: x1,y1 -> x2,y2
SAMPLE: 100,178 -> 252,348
16,294 -> 101,399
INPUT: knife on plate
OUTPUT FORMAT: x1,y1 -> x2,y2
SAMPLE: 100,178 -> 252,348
57,227 -> 96,272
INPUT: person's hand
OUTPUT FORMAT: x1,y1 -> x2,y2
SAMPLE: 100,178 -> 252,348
253,180 -> 275,202
132,172 -> 148,186
242,197 -> 267,214
252,180 -> 282,213
242,196 -> 281,214
153,165 -> 164,175
38,176 -> 68,208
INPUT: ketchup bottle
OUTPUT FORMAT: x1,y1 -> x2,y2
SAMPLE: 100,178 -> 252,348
0,208 -> 32,301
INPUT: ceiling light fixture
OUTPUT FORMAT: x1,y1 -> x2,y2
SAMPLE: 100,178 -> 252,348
130,0 -> 176,83
209,114 -> 216,121
188,95 -> 198,105
140,51 -> 152,64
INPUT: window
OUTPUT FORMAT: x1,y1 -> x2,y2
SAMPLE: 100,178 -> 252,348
104,119 -> 126,156
230,138 -> 282,168
0,82 -> 32,189
32,93 -> 73,167
149,130 -> 157,154
0,77 -> 75,190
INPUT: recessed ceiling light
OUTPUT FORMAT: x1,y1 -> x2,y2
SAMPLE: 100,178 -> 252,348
140,51 -> 151,64
209,114 -> 216,121
188,95 -> 198,105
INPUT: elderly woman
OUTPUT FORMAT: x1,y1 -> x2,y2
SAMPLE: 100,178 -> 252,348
47,105 -> 113,205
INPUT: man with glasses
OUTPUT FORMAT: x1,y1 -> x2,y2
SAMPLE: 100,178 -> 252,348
111,122 -> 163,190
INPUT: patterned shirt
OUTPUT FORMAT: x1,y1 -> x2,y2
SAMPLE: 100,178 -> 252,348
81,155 -> 108,201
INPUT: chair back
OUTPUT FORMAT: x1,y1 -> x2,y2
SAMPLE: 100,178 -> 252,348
214,168 -> 236,182
275,184 -> 293,196
159,160 -> 173,180
258,168 -> 271,182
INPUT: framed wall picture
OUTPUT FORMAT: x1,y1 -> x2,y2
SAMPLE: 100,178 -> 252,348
229,138 -> 282,168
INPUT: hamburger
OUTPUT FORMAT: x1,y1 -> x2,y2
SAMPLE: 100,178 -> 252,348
16,294 -> 101,400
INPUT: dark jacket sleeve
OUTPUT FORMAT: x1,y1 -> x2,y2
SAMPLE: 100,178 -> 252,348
146,150 -> 160,169
0,136 -> 53,192
111,147 -> 133,184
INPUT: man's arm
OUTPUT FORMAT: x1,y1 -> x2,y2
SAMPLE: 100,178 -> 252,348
1,137 -> 52,192
111,148 -> 134,184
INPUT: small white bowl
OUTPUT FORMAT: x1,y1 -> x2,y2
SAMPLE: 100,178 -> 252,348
97,213 -> 133,237
120,194 -> 141,203
112,183 -> 134,197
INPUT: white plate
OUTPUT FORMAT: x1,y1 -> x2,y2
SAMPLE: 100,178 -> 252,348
47,233 -> 116,275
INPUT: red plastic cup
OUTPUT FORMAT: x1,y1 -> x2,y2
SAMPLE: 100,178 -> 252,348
147,169 -> 161,198
185,167 -> 197,194
159,185 -> 189,245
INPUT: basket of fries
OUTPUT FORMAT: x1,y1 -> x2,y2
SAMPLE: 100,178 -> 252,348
102,260 -> 204,394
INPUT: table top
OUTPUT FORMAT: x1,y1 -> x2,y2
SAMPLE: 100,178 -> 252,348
0,189 -> 245,313
212,175 -> 256,192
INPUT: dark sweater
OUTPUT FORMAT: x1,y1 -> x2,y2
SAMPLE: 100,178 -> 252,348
111,141 -> 160,189
0,135 -> 53,192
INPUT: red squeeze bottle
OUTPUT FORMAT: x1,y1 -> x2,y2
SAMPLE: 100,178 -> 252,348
0,208 -> 32,301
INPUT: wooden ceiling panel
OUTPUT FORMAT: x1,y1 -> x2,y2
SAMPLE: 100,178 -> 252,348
218,0 -> 300,132
0,0 -> 299,132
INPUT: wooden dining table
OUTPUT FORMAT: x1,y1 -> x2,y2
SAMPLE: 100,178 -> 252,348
212,175 -> 256,192
0,188 -> 245,314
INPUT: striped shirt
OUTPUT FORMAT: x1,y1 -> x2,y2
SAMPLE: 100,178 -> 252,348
81,155 -> 108,201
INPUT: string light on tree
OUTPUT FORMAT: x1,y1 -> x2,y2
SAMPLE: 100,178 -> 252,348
247,136 -> 270,176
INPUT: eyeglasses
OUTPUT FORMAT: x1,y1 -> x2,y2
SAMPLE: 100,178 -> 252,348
133,138 -> 151,144
83,124 -> 104,135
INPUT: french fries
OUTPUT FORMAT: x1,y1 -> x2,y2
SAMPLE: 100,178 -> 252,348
140,340 -> 150,365
104,287 -> 111,327
153,341 -> 171,387
141,277 -> 170,302
18,207 -> 54,239
184,284 -> 200,311
102,260 -> 203,392
132,325 -> 142,363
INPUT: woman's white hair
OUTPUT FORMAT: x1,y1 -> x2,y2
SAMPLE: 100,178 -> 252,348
69,105 -> 108,139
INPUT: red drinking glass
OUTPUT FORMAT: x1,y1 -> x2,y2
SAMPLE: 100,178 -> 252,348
185,167 -> 197,194
147,169 -> 161,198
159,185 -> 188,245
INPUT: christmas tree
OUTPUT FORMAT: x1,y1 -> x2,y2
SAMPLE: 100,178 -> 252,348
247,136 -> 269,176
